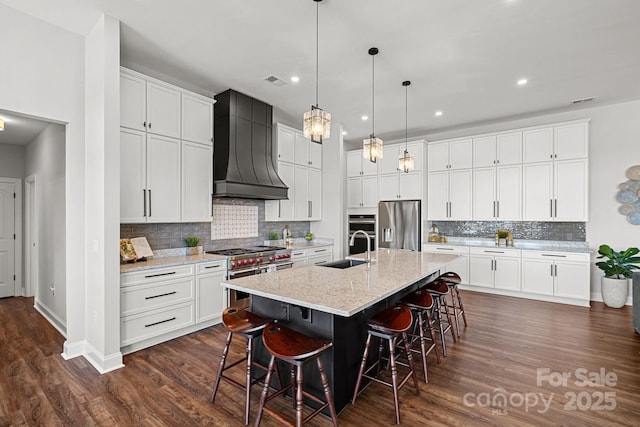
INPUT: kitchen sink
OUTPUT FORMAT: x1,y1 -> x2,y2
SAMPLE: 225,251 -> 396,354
319,258 -> 368,269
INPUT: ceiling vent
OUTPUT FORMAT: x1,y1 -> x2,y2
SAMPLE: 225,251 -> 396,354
263,74 -> 288,86
571,97 -> 595,105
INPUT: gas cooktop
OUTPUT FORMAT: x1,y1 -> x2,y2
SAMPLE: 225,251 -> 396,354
206,246 -> 286,256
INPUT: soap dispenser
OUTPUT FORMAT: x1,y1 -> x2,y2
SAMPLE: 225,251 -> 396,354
428,224 -> 440,242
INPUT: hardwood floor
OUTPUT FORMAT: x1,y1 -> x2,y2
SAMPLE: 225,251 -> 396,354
1,291 -> 639,426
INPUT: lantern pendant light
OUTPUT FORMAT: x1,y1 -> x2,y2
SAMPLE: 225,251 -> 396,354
398,80 -> 414,173
363,47 -> 383,163
303,0 -> 331,144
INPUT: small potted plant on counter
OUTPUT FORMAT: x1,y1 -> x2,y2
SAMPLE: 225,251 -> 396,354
596,244 -> 640,308
184,236 -> 203,255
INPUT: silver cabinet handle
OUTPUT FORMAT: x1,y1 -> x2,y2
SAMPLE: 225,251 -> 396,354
148,189 -> 152,217
278,200 -> 281,218
550,199 -> 553,218
143,189 -> 147,217
550,264 -> 553,277
308,200 -> 312,218
496,200 -> 500,218
554,199 -> 558,218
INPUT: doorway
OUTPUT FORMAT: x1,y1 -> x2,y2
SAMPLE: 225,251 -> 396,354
25,175 -> 37,298
0,178 -> 22,298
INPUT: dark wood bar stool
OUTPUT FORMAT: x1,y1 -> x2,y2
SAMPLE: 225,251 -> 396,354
352,304 -> 420,425
401,289 -> 441,383
438,271 -> 467,337
211,307 -> 282,425
422,279 -> 457,357
254,324 -> 338,427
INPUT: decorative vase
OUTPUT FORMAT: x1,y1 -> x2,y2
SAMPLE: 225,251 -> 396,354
188,246 -> 203,255
601,277 -> 629,308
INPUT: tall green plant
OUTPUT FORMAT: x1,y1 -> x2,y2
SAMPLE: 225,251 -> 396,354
596,244 -> 640,279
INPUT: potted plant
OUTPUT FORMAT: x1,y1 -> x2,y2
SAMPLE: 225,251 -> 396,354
184,236 -> 202,255
596,244 -> 640,308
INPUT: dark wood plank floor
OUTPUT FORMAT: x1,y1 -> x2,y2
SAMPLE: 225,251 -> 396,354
1,291 -> 639,426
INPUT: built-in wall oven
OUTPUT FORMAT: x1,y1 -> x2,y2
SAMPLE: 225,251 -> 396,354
348,214 -> 376,255
205,246 -> 293,309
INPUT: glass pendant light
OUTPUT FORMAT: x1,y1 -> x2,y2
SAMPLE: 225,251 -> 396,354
303,0 -> 331,144
363,47 -> 383,163
398,80 -> 414,173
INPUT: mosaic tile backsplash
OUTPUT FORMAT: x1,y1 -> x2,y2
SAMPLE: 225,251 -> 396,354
211,204 -> 258,240
120,198 -> 311,251
430,221 -> 586,241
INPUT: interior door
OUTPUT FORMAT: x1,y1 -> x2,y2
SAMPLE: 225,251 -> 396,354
0,182 -> 16,298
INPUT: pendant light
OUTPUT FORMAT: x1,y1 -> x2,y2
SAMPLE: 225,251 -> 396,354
398,80 -> 414,173
0,118 -> 4,131
303,0 -> 331,144
363,47 -> 383,163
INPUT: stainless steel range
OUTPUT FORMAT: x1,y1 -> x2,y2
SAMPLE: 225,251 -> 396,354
206,245 -> 292,308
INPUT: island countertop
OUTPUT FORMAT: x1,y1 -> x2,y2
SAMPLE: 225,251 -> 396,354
221,250 -> 458,317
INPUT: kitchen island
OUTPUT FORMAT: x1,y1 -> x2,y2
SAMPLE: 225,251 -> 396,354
221,250 -> 458,413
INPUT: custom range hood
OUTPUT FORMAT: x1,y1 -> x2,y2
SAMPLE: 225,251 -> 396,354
213,89 -> 288,200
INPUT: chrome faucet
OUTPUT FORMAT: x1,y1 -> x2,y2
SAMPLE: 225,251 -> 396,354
349,230 -> 372,263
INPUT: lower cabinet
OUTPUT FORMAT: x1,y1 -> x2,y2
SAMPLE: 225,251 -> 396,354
469,248 -> 521,291
521,250 -> 590,301
422,245 -> 469,284
120,259 -> 226,354
290,245 -> 334,267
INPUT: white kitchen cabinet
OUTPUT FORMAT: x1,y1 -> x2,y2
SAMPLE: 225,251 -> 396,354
523,159 -> 588,221
428,139 -> 472,171
379,172 -> 422,201
181,92 -> 214,144
521,250 -> 590,302
427,169 -> 472,220
294,132 -> 322,169
276,124 -> 296,164
347,149 -> 378,177
195,261 -> 226,323
422,245 -> 470,284
473,132 -> 522,167
120,72 -> 147,132
469,248 -> 521,291
378,142 -> 424,175
308,168 -> 322,220
523,127 -> 554,163
120,128 -> 147,222
523,121 -> 588,163
181,141 -> 213,222
264,162 -> 295,222
290,245 -> 333,267
147,134 -> 181,223
473,165 -> 521,220
348,175 -> 378,208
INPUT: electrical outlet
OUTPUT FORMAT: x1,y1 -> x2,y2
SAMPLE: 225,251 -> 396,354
50,284 -> 55,295
280,304 -> 289,321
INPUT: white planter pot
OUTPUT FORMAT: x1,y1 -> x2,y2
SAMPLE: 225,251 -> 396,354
601,277 -> 629,308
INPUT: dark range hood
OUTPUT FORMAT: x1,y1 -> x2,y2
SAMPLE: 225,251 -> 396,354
213,89 -> 288,200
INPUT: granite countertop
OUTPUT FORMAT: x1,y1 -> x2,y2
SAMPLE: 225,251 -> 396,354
264,238 -> 334,250
120,253 -> 227,273
423,238 -> 591,254
221,250 -> 458,317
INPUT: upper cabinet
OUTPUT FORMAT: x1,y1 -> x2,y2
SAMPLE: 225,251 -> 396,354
523,121 -> 588,163
378,141 -> 425,201
378,141 -> 424,175
428,139 -> 472,171
181,93 -> 214,144
347,150 -> 378,177
473,132 -> 522,167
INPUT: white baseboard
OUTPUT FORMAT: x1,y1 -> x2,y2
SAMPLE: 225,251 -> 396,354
458,284 -> 591,307
84,342 -> 124,374
34,298 -> 67,337
61,340 -> 85,360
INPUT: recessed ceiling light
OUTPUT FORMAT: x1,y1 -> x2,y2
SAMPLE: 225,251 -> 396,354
435,111 -> 443,117
517,78 -> 528,86
342,131 -> 347,136
291,76 -> 300,83
361,115 -> 368,121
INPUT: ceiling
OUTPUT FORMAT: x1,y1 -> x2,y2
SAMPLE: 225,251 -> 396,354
0,110 -> 51,145
3,0 -> 640,150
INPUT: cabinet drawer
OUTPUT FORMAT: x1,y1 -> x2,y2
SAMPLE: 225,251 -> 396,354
469,247 -> 521,258
121,264 -> 194,286
196,261 -> 226,275
308,246 -> 332,256
521,250 -> 589,262
121,278 -> 194,316
291,249 -> 307,259
121,301 -> 194,346
308,254 -> 333,266
422,244 -> 469,255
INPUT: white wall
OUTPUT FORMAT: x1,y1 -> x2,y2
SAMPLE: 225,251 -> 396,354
0,144 -> 26,179
421,100 -> 640,299
25,124 -> 66,329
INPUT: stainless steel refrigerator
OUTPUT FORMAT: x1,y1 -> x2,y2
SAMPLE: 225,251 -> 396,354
378,200 -> 421,251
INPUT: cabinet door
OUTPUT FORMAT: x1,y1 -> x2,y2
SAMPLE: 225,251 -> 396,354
347,151 -> 363,177
181,141 -> 212,222
347,177 -> 362,208
277,126 -> 296,164
181,93 -> 213,144
443,254 -> 469,285
449,139 -> 472,170
496,165 -> 522,220
399,172 -> 422,200
427,171 -> 449,220
496,132 -> 522,165
554,122 -> 588,160
308,253 -> 333,266
378,174 -> 399,201
308,168 -> 322,221
449,169 -> 472,220
379,145 -> 400,175
308,138 -> 322,169
554,159 -> 588,221
278,162 -> 296,221
196,271 -> 225,323
472,136 -> 496,168
294,166 -> 309,220
146,81 -> 181,138
523,128 -> 553,163
120,73 -> 146,131
522,162 -> 553,221
362,176 -> 379,207
407,142 -> 424,171
521,259 -> 554,295
361,155 -> 379,176
469,255 -> 494,288
554,261 -> 589,300
294,132 -> 309,166
473,167 -> 496,220
146,134 -> 181,222
120,128 -> 147,222
493,257 -> 521,291
427,142 -> 449,171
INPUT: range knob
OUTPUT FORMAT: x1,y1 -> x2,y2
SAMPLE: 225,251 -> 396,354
232,261 -> 238,268
271,256 -> 276,261
250,259 -> 256,264
257,257 -> 263,264
285,253 -> 291,258
242,259 -> 249,266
